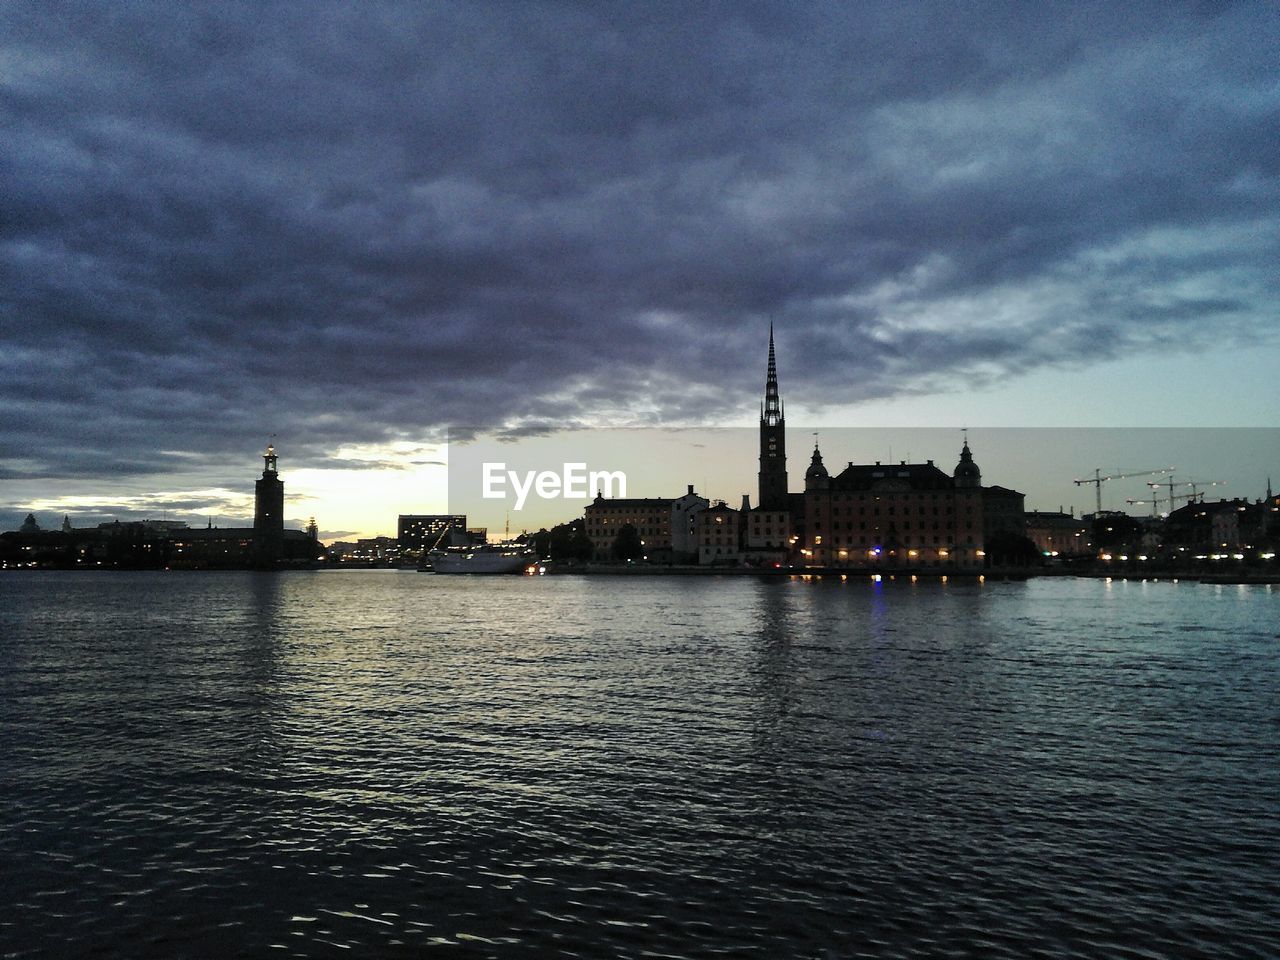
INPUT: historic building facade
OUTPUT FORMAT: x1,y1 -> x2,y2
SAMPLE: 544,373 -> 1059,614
697,501 -> 742,564
671,485 -> 710,562
747,332 -> 1019,570
799,447 -> 986,569
576,329 -> 1027,569
584,496 -> 675,560
1025,510 -> 1091,557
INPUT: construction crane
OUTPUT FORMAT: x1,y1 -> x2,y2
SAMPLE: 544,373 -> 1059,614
1147,477 -> 1224,505
1074,467 -> 1175,515
1126,491 -> 1202,516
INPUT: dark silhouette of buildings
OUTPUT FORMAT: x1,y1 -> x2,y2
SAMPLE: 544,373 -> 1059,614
1,445 -> 320,569
587,329 -> 1032,569
1025,509 -> 1092,557
583,486 -> 708,561
616,330 -> 1030,569
750,331 -> 1025,568
168,444 -> 317,568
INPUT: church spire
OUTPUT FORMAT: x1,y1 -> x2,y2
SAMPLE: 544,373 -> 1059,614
762,323 -> 782,427
757,324 -> 789,510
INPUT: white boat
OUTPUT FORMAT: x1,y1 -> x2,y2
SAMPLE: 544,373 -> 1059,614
428,543 -> 535,574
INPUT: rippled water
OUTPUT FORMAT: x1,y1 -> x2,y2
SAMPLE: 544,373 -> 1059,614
1,572 -> 1277,958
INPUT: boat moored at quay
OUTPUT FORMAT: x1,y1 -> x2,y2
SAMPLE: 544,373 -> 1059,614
424,543 -> 535,574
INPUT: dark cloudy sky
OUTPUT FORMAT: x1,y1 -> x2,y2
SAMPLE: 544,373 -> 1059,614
2,2 -> 1277,535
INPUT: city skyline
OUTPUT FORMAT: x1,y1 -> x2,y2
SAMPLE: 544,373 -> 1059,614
3,3 -> 1278,540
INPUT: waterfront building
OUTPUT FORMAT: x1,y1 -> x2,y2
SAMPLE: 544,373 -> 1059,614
168,445 -> 318,569
982,485 -> 1026,543
1025,510 -> 1091,557
1164,498 -> 1269,556
750,331 -> 1009,569
745,504 -> 793,565
801,448 -> 986,569
252,444 -> 285,566
572,329 -> 1029,568
96,519 -> 190,535
167,528 -> 257,568
670,485 -> 709,563
359,536 -> 400,561
584,496 -> 674,560
398,514 -> 467,554
697,501 -> 742,564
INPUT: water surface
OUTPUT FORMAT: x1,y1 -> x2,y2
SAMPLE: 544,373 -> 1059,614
1,572 -> 1276,958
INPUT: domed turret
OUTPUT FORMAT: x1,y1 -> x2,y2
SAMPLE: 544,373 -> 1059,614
805,442 -> 830,492
954,439 -> 982,488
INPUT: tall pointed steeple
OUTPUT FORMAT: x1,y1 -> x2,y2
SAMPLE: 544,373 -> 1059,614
762,323 -> 782,427
758,324 -> 789,510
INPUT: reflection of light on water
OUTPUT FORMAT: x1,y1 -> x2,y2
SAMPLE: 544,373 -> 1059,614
6,573 -> 1278,957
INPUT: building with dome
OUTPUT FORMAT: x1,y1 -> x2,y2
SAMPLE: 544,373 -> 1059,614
746,331 -> 1024,570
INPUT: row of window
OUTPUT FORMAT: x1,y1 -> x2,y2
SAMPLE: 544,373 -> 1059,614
816,506 -> 970,518
587,507 -> 671,516
588,527 -> 670,535
814,520 -> 977,533
819,536 -> 960,547
818,492 -> 977,502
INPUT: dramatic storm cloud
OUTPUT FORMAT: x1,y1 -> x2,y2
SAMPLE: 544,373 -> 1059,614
2,1 -> 1277,528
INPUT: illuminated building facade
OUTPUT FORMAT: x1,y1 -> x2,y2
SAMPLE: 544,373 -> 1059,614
751,332 -> 1018,570
800,447 -> 986,569
398,514 -> 468,553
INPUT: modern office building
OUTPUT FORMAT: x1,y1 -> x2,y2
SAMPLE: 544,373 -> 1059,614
397,515 -> 468,553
